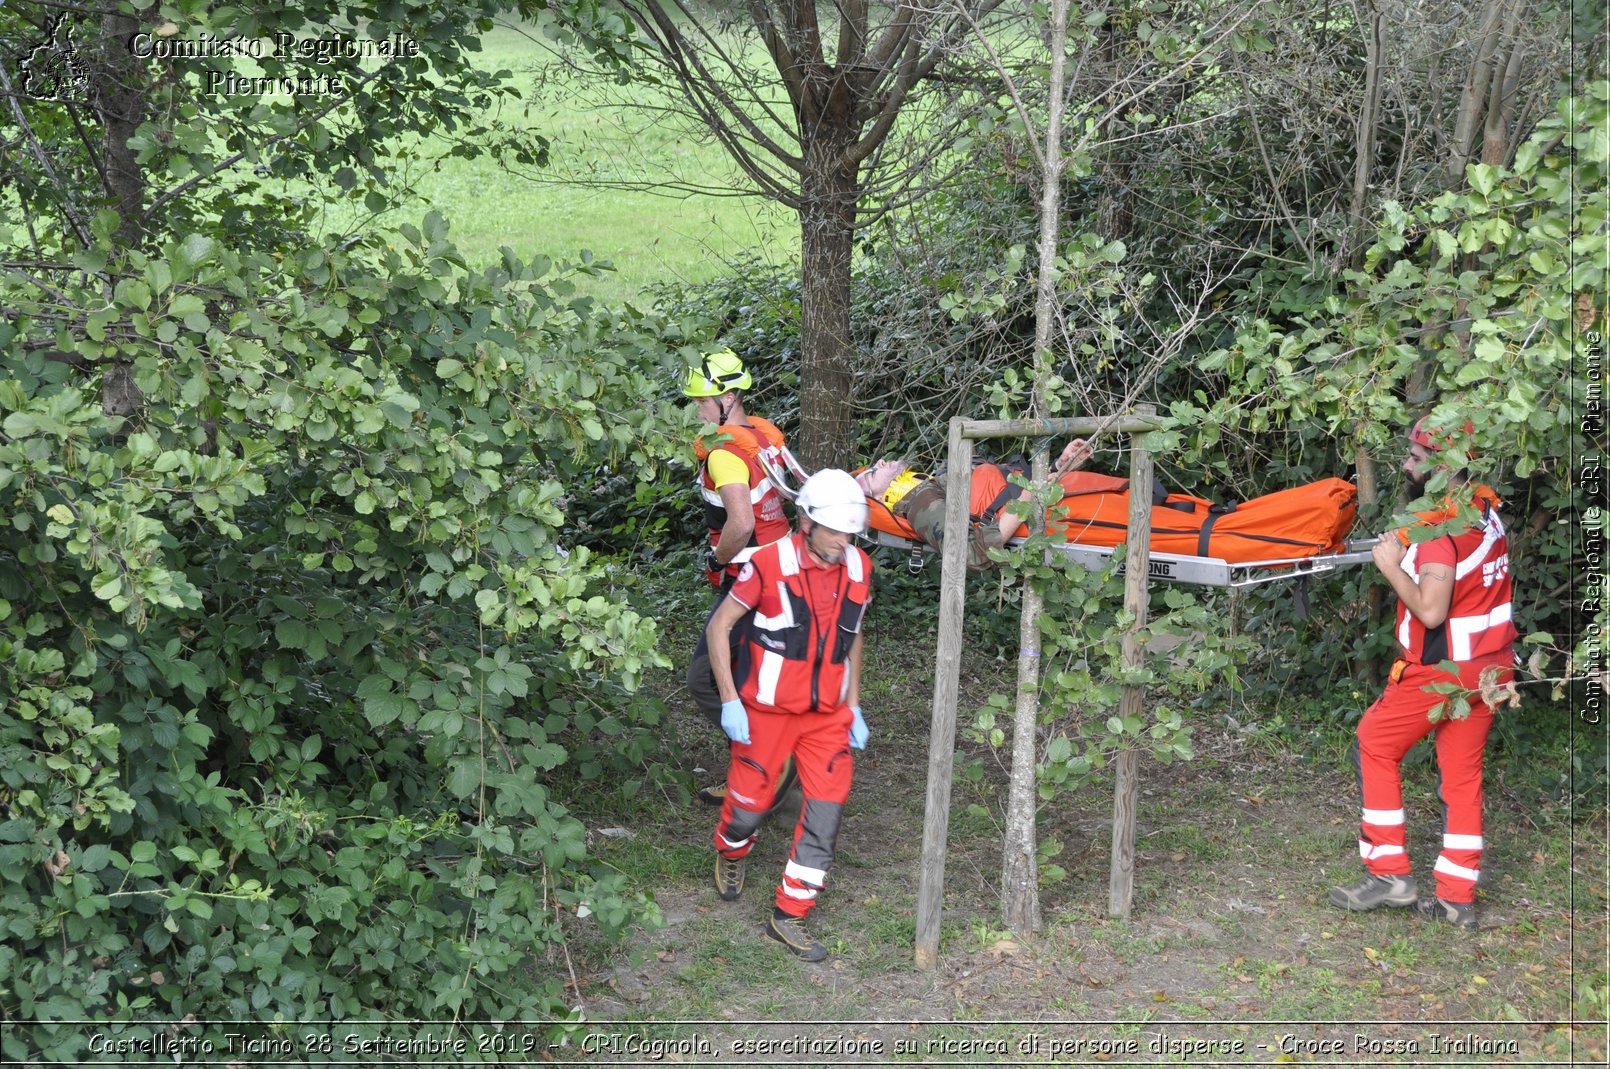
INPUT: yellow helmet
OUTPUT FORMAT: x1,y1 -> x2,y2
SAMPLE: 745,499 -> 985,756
882,469 -> 927,510
682,348 -> 751,398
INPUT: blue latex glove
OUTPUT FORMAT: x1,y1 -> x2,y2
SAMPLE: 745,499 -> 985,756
848,705 -> 869,750
720,699 -> 750,745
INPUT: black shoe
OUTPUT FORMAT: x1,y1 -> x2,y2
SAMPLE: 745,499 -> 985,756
766,908 -> 827,962
1416,895 -> 1478,930
696,781 -> 727,806
713,854 -> 745,901
1328,873 -> 1417,912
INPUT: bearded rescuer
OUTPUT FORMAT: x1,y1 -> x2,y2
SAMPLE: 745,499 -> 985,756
704,469 -> 874,962
1329,414 -> 1517,930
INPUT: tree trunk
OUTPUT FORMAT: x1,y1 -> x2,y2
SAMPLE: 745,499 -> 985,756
1447,0 -> 1527,182
795,138 -> 858,469
1347,1 -> 1385,266
1001,0 -> 1070,938
91,11 -> 147,428
1480,0 -> 1530,166
94,10 -> 147,246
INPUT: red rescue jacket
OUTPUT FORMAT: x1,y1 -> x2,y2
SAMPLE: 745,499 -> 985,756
695,417 -> 791,564
733,533 -> 873,715
1393,485 -> 1517,664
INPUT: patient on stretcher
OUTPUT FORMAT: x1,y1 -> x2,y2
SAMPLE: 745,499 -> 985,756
856,440 -> 1128,569
854,440 -> 1358,571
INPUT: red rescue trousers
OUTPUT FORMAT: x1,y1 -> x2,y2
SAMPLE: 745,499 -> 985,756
714,705 -> 854,917
1355,657 -> 1511,903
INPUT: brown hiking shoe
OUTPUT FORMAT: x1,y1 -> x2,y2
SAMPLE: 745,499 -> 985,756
766,908 -> 827,962
713,854 -> 745,901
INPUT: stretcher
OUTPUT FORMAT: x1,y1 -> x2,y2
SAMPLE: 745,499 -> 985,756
867,527 -> 1379,588
754,448 -> 1376,589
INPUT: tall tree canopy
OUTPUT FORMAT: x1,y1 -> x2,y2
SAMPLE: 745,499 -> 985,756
610,0 -> 1006,466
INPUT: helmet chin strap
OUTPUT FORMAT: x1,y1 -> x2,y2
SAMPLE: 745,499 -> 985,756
717,393 -> 735,426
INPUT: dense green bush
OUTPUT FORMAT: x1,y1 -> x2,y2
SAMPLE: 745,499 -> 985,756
0,0 -> 696,1054
1174,84 -> 1607,679
0,213 -> 685,1059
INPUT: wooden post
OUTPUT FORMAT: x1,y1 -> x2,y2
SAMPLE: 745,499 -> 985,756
1109,406 -> 1155,919
914,412 -> 1161,967
914,417 -> 974,971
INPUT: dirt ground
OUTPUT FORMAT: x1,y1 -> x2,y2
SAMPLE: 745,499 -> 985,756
564,636 -> 1609,1068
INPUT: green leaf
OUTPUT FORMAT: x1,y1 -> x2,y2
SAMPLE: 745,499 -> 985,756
114,278 -> 152,311
175,234 -> 215,275
446,758 -> 482,798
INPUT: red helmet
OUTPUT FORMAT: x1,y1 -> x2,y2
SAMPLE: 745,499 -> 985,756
1409,414 -> 1476,456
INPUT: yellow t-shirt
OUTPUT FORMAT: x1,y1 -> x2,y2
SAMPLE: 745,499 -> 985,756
706,448 -> 750,489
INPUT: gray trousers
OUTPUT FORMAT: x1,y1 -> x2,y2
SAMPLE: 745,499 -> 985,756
687,578 -> 739,730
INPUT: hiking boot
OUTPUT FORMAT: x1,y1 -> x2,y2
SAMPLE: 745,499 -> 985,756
766,908 -> 827,962
696,781 -> 727,806
764,755 -> 799,820
1328,873 -> 1418,912
714,854 -> 745,901
1416,896 -> 1478,930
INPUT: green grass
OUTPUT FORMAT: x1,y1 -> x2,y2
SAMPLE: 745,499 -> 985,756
311,19 -> 797,304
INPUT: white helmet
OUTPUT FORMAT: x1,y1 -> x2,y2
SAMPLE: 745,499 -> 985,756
796,469 -> 869,535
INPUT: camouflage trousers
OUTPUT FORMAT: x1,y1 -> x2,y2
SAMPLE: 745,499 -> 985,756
894,481 -> 1004,572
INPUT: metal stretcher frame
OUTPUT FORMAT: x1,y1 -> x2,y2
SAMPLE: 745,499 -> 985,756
866,529 -> 1379,588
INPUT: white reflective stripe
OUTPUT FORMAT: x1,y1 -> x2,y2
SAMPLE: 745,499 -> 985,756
699,479 -> 772,506
727,535 -> 786,567
781,883 -> 817,900
750,578 -> 798,632
718,832 -> 752,850
1435,855 -> 1480,882
845,546 -> 864,583
1362,807 -> 1406,826
784,859 -> 827,887
756,650 -> 783,705
1453,514 -> 1503,580
752,608 -> 791,631
1446,603 -> 1513,660
776,537 -> 800,576
1443,833 -> 1483,850
1397,612 -> 1411,652
1359,841 -> 1406,861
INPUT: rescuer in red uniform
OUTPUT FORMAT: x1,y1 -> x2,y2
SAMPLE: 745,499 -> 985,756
704,469 -> 873,961
681,349 -> 797,807
1329,414 -> 1517,930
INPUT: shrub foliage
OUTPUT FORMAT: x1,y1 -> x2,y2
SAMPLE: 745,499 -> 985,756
1,0 -> 680,1057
